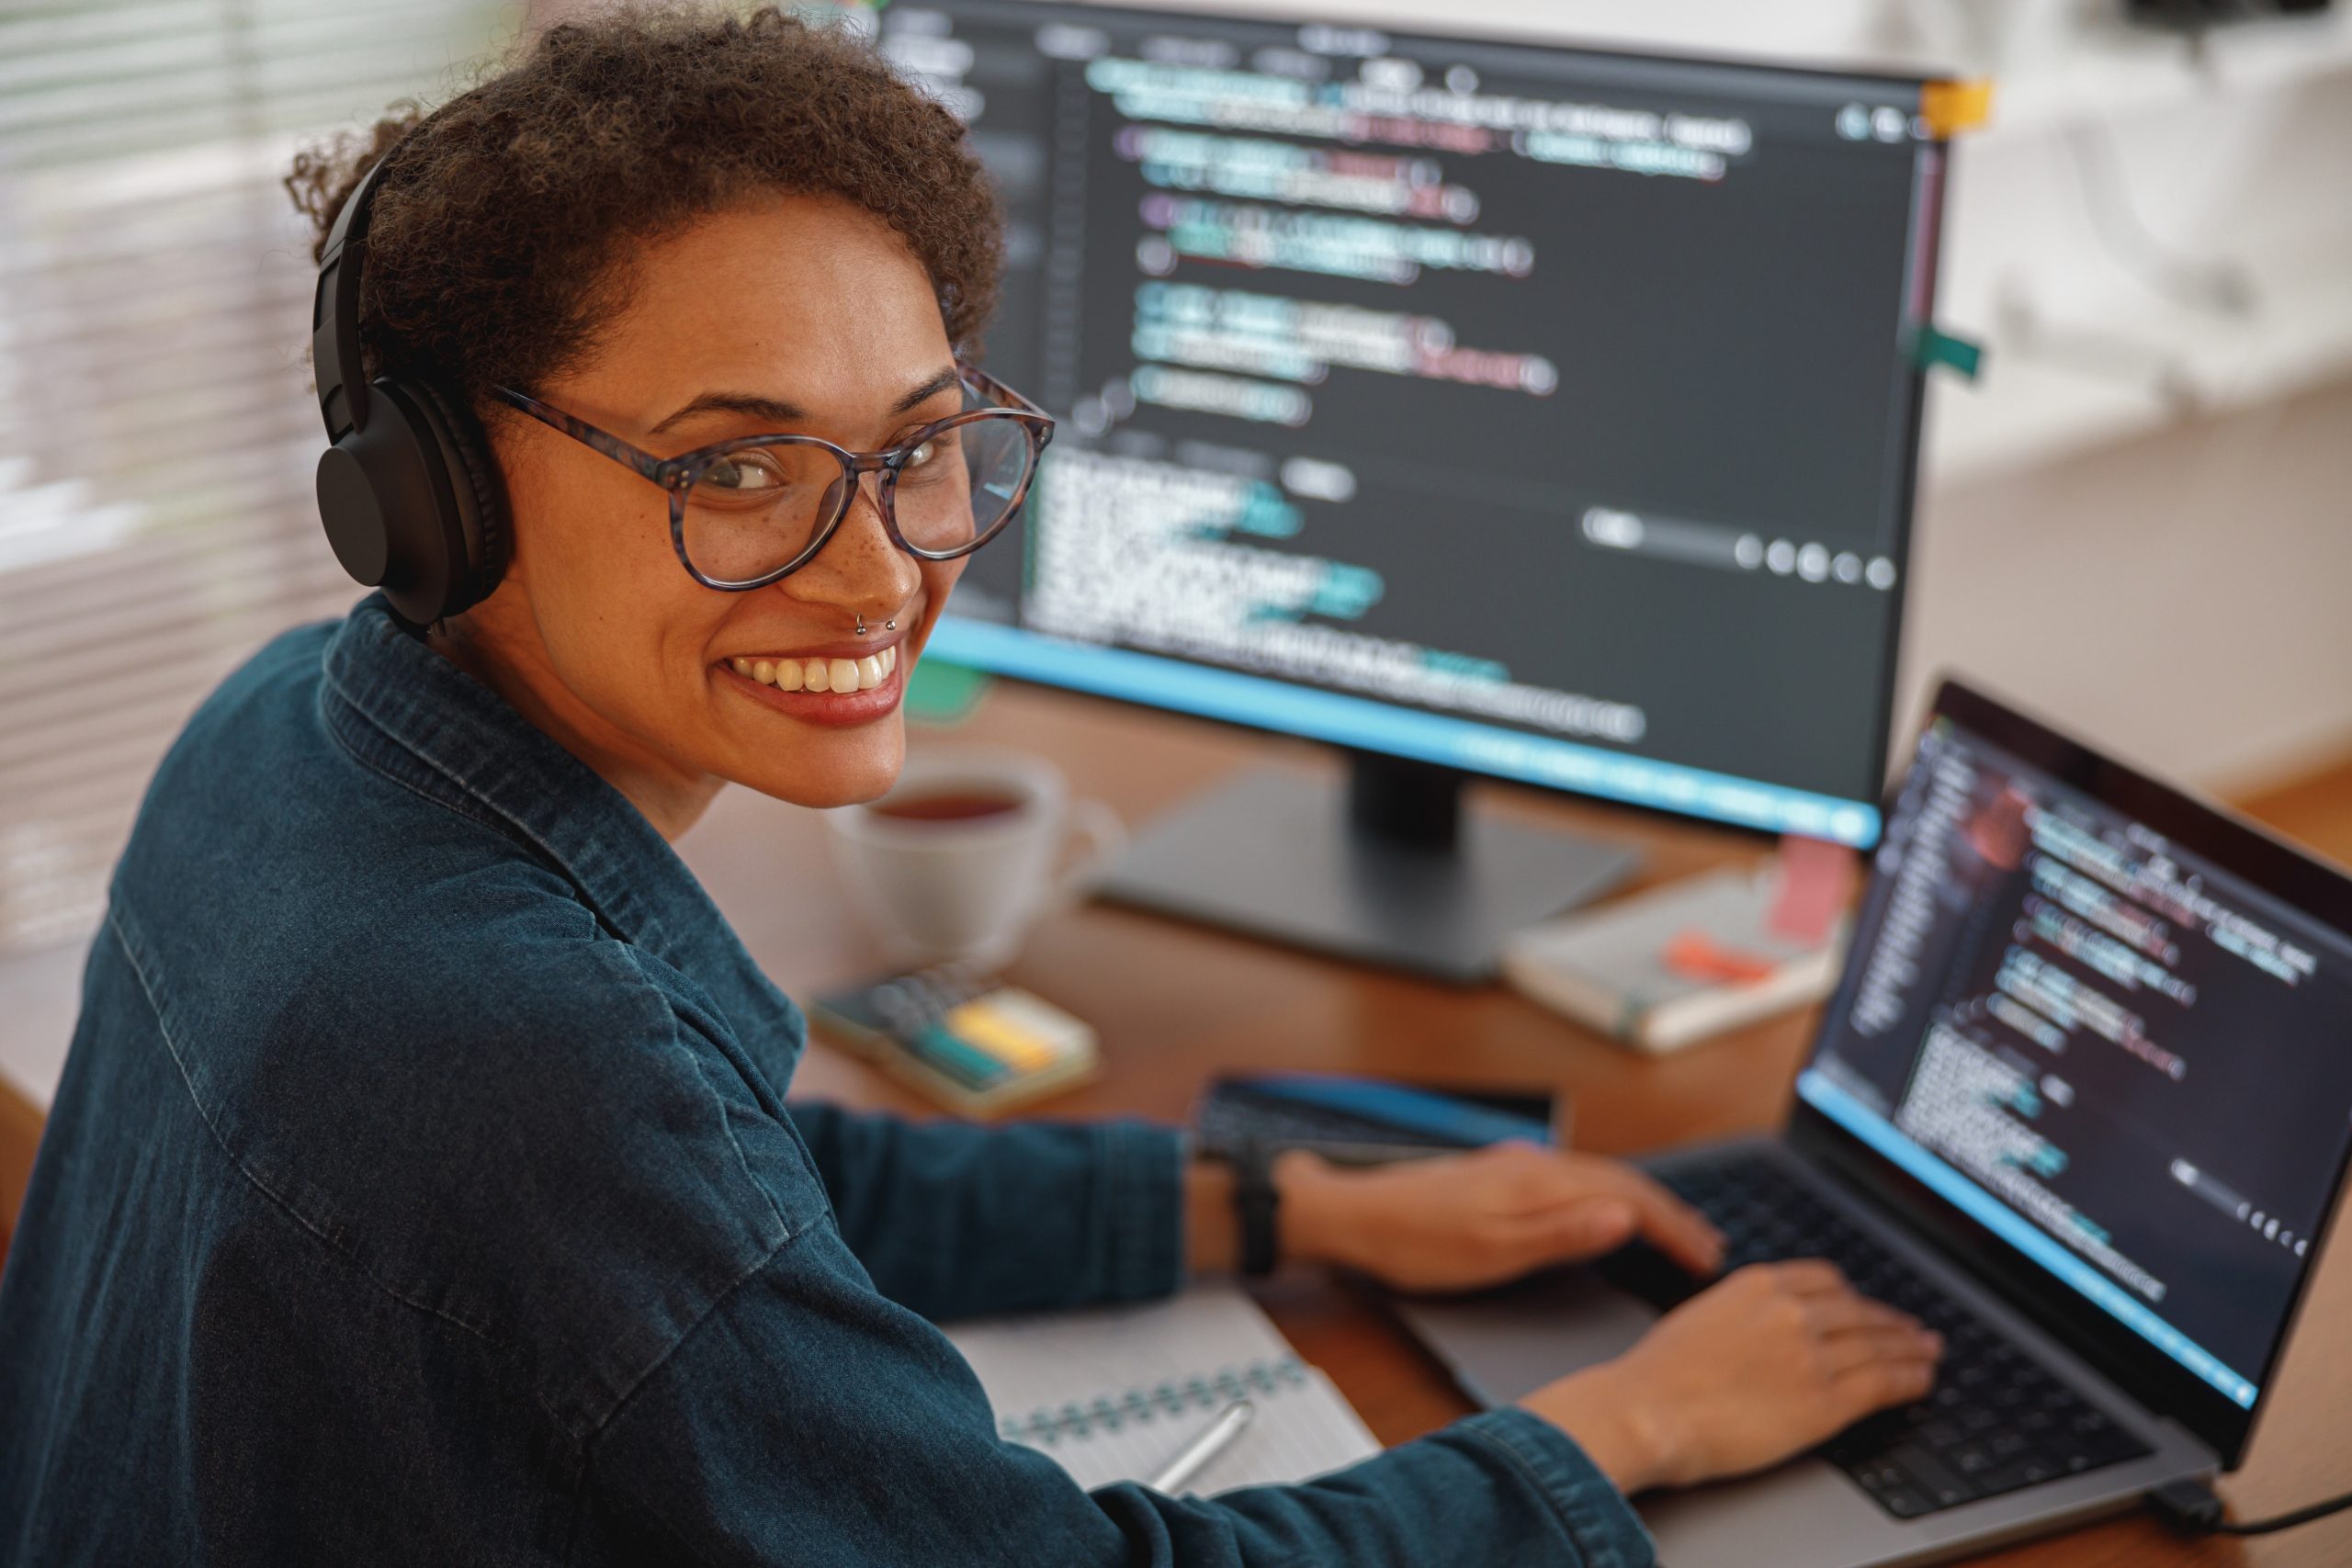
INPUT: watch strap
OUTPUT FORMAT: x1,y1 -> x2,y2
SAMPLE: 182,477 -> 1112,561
1233,1140 -> 1281,1277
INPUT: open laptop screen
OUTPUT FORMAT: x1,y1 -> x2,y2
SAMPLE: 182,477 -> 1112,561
1796,688 -> 2352,1429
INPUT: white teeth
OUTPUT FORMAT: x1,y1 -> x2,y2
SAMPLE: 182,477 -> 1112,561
731,645 -> 900,694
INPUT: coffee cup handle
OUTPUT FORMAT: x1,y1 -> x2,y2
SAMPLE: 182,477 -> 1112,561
1049,799 -> 1127,909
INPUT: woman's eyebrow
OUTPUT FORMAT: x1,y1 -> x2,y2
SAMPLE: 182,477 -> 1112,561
647,367 -> 961,437
649,391 -> 806,435
889,366 -> 962,412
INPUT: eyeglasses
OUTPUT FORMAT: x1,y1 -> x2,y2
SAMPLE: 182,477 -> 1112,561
492,364 -> 1054,591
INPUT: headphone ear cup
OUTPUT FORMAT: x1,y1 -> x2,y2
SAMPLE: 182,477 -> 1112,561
322,384 -> 461,626
400,374 -> 510,616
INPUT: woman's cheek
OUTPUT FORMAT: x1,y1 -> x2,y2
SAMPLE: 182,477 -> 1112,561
909,558 -> 964,648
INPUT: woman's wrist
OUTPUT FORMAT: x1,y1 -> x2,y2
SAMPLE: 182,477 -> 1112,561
1518,1362 -> 1673,1495
1268,1147 -> 1359,1270
1182,1158 -> 1238,1274
1184,1148 -> 1364,1277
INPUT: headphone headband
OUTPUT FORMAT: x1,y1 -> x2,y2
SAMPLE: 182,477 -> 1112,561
311,153 -> 390,442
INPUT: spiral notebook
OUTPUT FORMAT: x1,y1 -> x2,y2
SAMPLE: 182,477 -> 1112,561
944,1284 -> 1382,1495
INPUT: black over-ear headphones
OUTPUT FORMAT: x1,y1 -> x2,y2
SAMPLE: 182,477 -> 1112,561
311,152 -> 510,626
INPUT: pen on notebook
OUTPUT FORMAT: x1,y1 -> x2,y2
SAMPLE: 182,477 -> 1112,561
1147,1398 -> 1255,1493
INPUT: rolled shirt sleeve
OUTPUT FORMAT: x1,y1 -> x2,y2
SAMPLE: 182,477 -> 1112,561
583,1213 -> 1657,1568
786,1103 -> 1185,1320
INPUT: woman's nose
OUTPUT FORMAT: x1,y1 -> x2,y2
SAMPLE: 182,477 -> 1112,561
796,471 -> 922,608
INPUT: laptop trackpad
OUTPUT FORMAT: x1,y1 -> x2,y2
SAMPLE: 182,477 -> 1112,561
1390,1267 -> 1657,1406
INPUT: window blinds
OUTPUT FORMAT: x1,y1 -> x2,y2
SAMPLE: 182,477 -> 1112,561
0,0 -> 514,953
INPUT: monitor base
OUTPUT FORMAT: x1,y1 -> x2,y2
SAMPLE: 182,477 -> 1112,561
1099,764 -> 1639,983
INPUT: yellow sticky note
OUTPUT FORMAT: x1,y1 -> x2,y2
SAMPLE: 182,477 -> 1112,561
944,998 -> 1057,1072
1920,79 -> 1993,139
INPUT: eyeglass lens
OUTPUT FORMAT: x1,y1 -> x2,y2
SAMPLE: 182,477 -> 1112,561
679,391 -> 1038,584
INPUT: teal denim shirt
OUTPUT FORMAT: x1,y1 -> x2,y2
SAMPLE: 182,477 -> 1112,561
0,592 -> 1654,1567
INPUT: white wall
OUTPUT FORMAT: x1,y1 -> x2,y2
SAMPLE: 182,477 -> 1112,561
1905,374 -> 2352,794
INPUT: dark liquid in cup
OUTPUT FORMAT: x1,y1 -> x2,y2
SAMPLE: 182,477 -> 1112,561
870,787 -> 1028,824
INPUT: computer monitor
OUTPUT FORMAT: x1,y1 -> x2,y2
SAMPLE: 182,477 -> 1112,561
877,0 -> 1955,978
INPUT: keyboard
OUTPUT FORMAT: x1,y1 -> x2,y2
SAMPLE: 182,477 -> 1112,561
1194,1083 -> 1526,1163
1598,1152 -> 2153,1521
1197,1092 -> 1449,1161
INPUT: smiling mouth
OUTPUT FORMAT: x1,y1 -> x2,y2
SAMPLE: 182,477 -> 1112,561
725,644 -> 898,694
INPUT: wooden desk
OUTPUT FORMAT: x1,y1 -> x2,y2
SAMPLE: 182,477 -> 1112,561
677,681 -> 2352,1568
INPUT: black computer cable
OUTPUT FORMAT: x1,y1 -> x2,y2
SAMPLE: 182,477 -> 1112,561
2147,1478 -> 2352,1537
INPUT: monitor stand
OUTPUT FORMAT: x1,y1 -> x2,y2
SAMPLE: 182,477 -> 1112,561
1099,750 -> 1640,983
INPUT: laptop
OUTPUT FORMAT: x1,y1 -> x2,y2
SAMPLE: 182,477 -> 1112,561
1395,679 -> 2352,1567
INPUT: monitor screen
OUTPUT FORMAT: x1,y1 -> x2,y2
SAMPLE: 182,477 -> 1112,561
1798,704 -> 2352,1416
879,0 -> 1948,847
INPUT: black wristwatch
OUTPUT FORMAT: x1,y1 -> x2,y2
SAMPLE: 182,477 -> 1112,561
1230,1140 -> 1282,1277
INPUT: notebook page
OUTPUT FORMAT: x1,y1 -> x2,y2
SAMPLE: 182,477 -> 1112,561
944,1284 -> 1381,1495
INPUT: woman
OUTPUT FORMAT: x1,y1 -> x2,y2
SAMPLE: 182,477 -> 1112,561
0,10 -> 1939,1564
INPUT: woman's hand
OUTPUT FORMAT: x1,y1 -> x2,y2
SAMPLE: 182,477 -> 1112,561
1521,1261 -> 1943,1494
1275,1141 -> 1725,1292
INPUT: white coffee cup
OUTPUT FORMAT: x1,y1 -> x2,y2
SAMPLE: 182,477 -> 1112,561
824,745 -> 1125,970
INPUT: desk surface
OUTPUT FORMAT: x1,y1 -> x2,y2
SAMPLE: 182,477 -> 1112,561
677,679 -> 2352,1568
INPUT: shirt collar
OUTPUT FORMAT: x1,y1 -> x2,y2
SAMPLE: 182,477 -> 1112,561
320,592 -> 803,1055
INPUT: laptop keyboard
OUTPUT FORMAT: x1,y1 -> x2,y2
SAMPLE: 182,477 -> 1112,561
1598,1152 -> 2153,1520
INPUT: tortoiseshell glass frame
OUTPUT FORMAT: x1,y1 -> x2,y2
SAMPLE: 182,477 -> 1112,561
492,364 -> 1055,591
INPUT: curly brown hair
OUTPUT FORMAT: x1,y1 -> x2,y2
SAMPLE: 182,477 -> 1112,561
285,5 -> 1002,419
